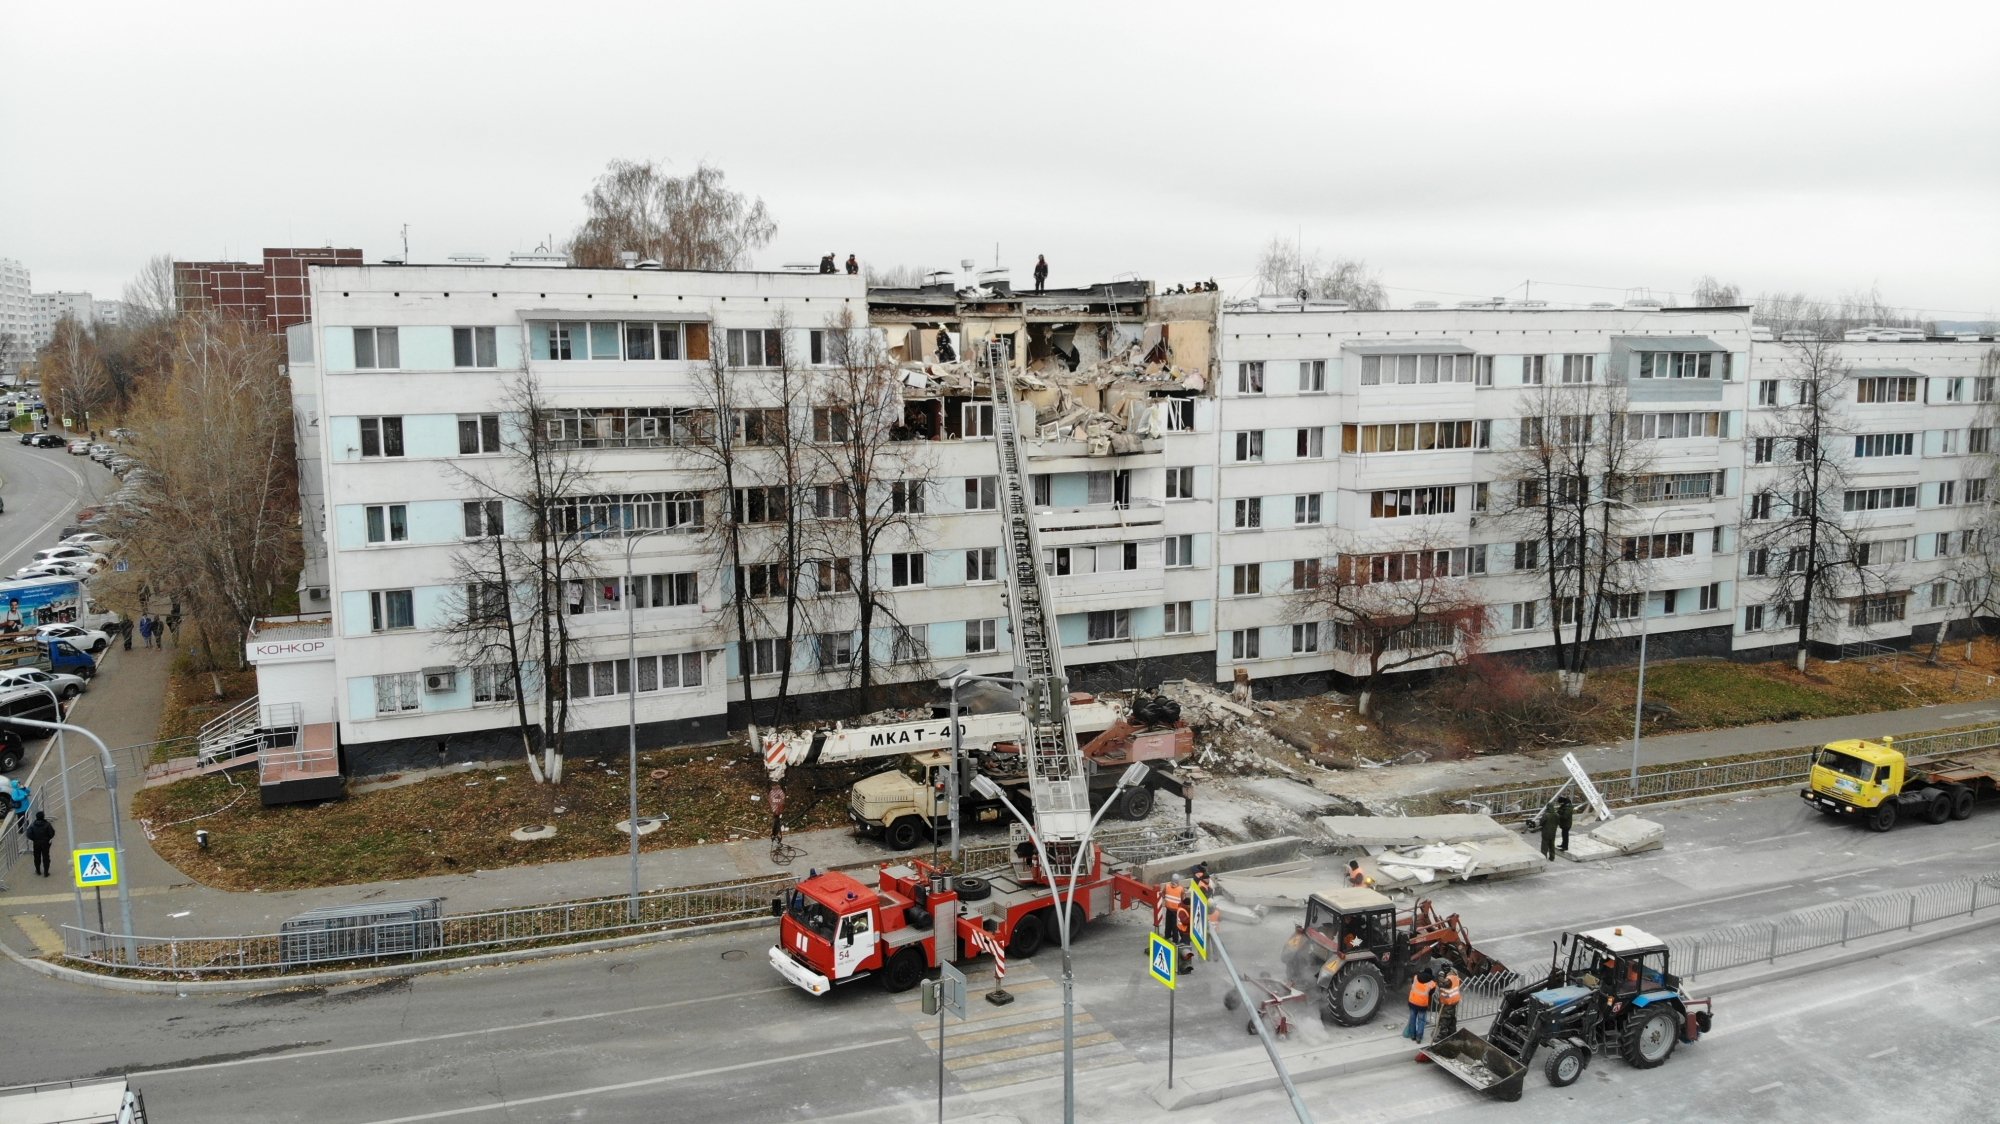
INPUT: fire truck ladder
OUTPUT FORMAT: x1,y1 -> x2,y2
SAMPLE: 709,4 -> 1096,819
987,340 -> 1093,851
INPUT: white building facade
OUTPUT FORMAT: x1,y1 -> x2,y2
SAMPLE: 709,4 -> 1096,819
0,259 -> 29,377
31,290 -> 96,350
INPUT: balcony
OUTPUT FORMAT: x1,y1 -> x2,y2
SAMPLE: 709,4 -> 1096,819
1034,499 -> 1165,533
1049,567 -> 1164,611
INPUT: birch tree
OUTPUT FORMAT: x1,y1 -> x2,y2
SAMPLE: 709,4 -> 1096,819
567,160 -> 777,270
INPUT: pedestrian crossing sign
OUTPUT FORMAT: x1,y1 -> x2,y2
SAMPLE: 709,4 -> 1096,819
1189,883 -> 1210,961
1148,931 -> 1176,990
73,846 -> 117,888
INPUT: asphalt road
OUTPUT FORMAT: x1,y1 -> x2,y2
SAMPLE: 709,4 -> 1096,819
2,786 -> 1992,1122
0,429 -> 113,575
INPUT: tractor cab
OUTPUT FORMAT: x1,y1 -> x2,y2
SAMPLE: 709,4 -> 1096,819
1561,926 -> 1677,1000
1299,886 -> 1398,955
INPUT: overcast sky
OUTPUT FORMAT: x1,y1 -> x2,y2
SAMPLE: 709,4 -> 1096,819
5,1 -> 1995,319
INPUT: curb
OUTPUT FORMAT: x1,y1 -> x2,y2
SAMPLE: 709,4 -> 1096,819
1147,909 -> 1999,1110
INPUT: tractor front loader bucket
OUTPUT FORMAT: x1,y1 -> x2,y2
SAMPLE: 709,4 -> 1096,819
1425,1028 -> 1528,1102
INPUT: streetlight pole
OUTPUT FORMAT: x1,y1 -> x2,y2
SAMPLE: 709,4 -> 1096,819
972,764 -> 1148,1124
11,683 -> 82,932
1597,498 -> 1681,789
621,526 -> 661,923
938,666 -> 968,864
9,711 -> 134,961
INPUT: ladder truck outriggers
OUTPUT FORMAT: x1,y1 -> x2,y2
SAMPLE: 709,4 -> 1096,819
770,344 -> 1176,995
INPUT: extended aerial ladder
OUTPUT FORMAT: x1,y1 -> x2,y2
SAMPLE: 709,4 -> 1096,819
986,340 -> 1094,857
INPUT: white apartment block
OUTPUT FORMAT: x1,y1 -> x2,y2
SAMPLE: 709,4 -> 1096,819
0,259 -> 29,376
31,290 -> 96,349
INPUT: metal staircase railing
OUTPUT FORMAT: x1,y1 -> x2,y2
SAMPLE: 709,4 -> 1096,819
988,341 -> 1091,848
196,696 -> 264,765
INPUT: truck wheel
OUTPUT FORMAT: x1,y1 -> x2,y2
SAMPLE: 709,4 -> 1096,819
1868,802 -> 1898,832
1321,961 -> 1385,1027
1923,791 -> 1952,825
881,948 -> 925,993
886,817 -> 924,851
1545,1043 -> 1587,1087
0,748 -> 19,773
1006,912 -> 1045,958
1119,786 -> 1155,821
1950,785 -> 1976,820
953,875 -> 992,902
1622,1008 -> 1678,1068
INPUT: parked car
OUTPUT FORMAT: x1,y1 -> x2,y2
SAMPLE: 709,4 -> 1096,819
66,440 -> 91,455
108,428 -> 138,441
0,667 -> 87,701
34,623 -> 110,654
89,444 -> 115,462
32,546 -> 103,567
31,433 -> 64,448
61,533 -> 117,551
15,562 -> 86,579
16,431 -> 33,445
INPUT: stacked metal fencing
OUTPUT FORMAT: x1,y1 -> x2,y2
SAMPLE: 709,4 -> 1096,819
1448,723 -> 2000,823
59,821 -> 1195,978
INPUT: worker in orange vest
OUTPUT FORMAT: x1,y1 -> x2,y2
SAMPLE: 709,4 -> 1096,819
1346,860 -> 1372,888
1161,878 -> 1194,972
1403,969 -> 1436,1041
1434,963 -> 1463,1038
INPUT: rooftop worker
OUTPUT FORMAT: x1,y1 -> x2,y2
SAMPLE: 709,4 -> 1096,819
844,253 -> 859,275
1346,859 -> 1370,887
819,253 -> 836,274
1033,254 -> 1049,293
1403,969 -> 1436,1042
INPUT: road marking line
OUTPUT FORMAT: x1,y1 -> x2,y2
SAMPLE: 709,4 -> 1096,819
1739,831 -> 1811,845
129,986 -> 796,1076
1813,868 -> 1877,882
343,1034 -> 908,1124
1749,1081 -> 1784,1094
947,1030 -> 1115,1070
1867,1046 -> 1898,1058
1974,841 -> 2000,851
11,914 -> 62,955
1972,1014 -> 2000,1027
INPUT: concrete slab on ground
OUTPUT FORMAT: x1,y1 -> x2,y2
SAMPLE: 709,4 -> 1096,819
1317,813 -> 1512,848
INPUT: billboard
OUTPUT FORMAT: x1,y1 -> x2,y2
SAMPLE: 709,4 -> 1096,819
0,578 -> 82,632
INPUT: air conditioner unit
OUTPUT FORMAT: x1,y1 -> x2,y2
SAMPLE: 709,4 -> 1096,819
423,667 -> 458,693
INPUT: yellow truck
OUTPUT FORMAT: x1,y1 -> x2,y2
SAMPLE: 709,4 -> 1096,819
1801,736 -> 2000,832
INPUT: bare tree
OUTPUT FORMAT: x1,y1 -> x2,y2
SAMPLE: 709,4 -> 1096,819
567,160 -> 777,271
40,318 -> 113,431
437,518 -> 546,781
123,253 -> 179,322
1254,236 -> 1387,308
1292,530 -> 1488,717
861,263 -> 934,289
1691,276 -> 1742,306
0,332 -> 20,382
1495,379 -> 1652,694
803,310 -> 936,710
1755,286 -> 1935,338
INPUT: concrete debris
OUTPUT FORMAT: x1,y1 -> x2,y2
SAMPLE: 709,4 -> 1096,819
1369,835 -> 1546,888
1316,813 -> 1514,849
1564,815 -> 1665,862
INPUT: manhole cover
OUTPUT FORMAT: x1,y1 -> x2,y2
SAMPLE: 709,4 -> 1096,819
720,949 -> 747,962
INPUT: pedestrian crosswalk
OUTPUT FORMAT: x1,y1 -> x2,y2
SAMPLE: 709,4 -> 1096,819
896,960 -> 1139,1092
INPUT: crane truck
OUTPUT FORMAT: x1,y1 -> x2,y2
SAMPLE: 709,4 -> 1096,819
1801,735 -> 2000,831
771,346 -> 1177,994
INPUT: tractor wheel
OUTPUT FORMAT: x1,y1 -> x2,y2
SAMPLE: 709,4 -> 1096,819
1247,1019 -> 1261,1035
886,817 -> 925,851
1006,911 -> 1045,958
1622,1008 -> 1679,1069
881,948 -> 925,993
1923,791 -> 1952,825
1868,802 -> 1898,832
1950,785 -> 1976,820
1544,1043 -> 1587,1088
1320,961 -> 1386,1027
953,875 -> 992,902
1120,785 -> 1155,821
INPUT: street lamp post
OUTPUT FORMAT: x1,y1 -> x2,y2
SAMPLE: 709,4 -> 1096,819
1597,498 -> 1682,788
621,526 -> 662,923
10,683 -> 83,932
10,711 -> 134,960
972,763 -> 1149,1124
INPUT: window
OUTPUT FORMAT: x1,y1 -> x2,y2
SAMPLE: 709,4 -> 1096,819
1626,412 -> 1722,441
458,414 -> 502,455
1233,498 -> 1262,530
1291,623 -> 1320,655
1230,629 -> 1261,660
1848,594 -> 1908,627
890,553 -> 926,588
1237,361 -> 1265,394
1350,420 -> 1481,453
465,582 -> 508,623
746,638 -> 790,676
1620,532 -> 1697,561
1165,534 -> 1194,568
1625,472 -> 1719,505
1292,558 -> 1322,590
1358,353 -> 1479,385
736,563 -> 787,601
1854,377 -> 1919,403
1749,493 -> 1774,521
1521,355 -> 1545,385
1166,467 -> 1194,500
1638,352 -> 1716,379
812,484 -> 852,520
1369,487 -> 1456,518
1518,416 -> 1544,447
733,486 -> 788,524
1972,428 -> 1992,454
1475,355 -> 1494,386
1515,541 -> 1541,571
1231,564 -> 1261,596
1853,539 -> 1909,566
1351,547 -> 1486,583
1699,582 -> 1721,612
801,557 -> 851,597
807,328 -> 846,366
375,672 -> 422,714
644,573 -> 700,608
1940,429 -> 1960,455
353,327 -> 400,370
1560,354 -> 1596,383
1510,601 -> 1539,631
1842,486 -> 1919,512
544,407 -> 713,450
963,477 -> 998,511
1559,415 -> 1594,446
359,416 -> 404,458
812,407 -> 850,443
1294,494 -> 1322,525
1938,377 -> 1965,403
1233,430 -> 1264,462
726,328 -> 784,367
961,402 -> 994,438
1937,481 -> 1958,507
1086,610 -> 1130,643
1298,360 -> 1326,392
1853,433 -> 1914,458
471,665 -> 515,704
1296,427 -> 1325,459
365,504 -> 408,544
1745,548 -> 1768,576
1935,532 -> 1957,558
1967,478 -> 1988,504
1742,604 -> 1766,632
966,548 -> 997,583
462,499 -> 504,538
570,652 -> 705,698
1164,602 -> 1193,635
817,632 -> 855,670
1753,437 -> 1776,464
966,619 -> 997,654
1163,398 -> 1196,432
1602,592 -> 1642,621
1931,581 -> 1950,609
452,327 -> 497,368
1979,377 -> 1997,403
732,408 -> 786,447
891,480 -> 926,514
369,589 -> 415,632
1757,381 -> 1780,406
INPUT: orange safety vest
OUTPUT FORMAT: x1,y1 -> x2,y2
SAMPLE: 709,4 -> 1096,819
1163,884 -> 1184,910
1409,978 -> 1436,1008
1439,973 -> 1462,1006
1346,867 -> 1367,886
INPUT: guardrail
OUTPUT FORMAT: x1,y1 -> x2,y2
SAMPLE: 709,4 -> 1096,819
56,821 -> 1196,978
1446,723 -> 2000,823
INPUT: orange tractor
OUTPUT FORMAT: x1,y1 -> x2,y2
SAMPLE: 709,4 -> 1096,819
1281,886 -> 1514,1026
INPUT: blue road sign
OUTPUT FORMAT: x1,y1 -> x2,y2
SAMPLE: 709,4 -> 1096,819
1189,883 -> 1211,961
1148,931 -> 1177,990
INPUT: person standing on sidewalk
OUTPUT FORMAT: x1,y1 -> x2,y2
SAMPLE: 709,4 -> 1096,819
1538,810 -> 1558,861
120,618 -> 133,651
1403,968 -> 1435,1041
767,782 -> 786,846
137,615 -> 153,649
26,811 -> 54,877
1433,961 -> 1462,1039
1556,796 -> 1574,852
